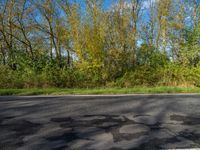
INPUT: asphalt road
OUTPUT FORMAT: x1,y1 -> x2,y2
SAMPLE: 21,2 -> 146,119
0,94 -> 200,150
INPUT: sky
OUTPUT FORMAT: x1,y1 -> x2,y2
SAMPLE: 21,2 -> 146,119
103,0 -> 200,8
103,0 -> 113,9
69,0 -> 200,11
66,0 -> 199,25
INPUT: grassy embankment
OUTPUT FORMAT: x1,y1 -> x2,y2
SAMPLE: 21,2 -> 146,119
0,86 -> 200,96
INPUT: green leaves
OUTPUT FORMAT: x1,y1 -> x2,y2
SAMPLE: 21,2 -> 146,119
0,0 -> 200,88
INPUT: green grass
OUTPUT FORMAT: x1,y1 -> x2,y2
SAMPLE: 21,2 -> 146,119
0,86 -> 200,96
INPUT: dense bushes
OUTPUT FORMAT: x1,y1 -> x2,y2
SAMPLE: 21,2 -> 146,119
116,65 -> 200,88
1,43 -> 199,89
1,63 -> 200,88
0,65 -> 78,88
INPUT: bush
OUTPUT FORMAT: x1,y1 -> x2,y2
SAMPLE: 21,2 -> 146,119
0,65 -> 24,88
159,64 -> 200,87
0,63 -> 200,88
113,64 -> 200,88
115,66 -> 162,87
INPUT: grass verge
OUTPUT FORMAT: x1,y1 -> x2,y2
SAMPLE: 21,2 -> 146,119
0,87 -> 200,96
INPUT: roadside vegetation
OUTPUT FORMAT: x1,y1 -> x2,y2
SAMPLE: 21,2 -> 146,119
0,87 -> 200,96
0,0 -> 200,92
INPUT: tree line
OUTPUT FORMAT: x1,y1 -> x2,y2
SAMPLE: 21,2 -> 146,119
0,0 -> 199,88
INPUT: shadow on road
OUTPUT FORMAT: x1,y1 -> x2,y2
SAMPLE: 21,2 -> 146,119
0,95 -> 200,149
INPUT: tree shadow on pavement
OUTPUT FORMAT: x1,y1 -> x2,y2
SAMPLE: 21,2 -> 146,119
0,95 -> 200,150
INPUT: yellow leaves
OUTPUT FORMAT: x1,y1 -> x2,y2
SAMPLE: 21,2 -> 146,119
158,0 -> 172,17
171,23 -> 183,30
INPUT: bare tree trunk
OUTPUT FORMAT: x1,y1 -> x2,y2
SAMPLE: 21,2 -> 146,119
67,50 -> 70,67
131,0 -> 141,67
0,43 -> 6,65
194,0 -> 197,30
50,37 -> 53,61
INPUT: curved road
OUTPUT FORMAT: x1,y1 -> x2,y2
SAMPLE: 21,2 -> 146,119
0,94 -> 200,150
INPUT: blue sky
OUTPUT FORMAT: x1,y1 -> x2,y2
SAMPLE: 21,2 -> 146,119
103,0 -> 113,9
71,0 -> 200,11
67,0 -> 199,19
105,0 -> 200,6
